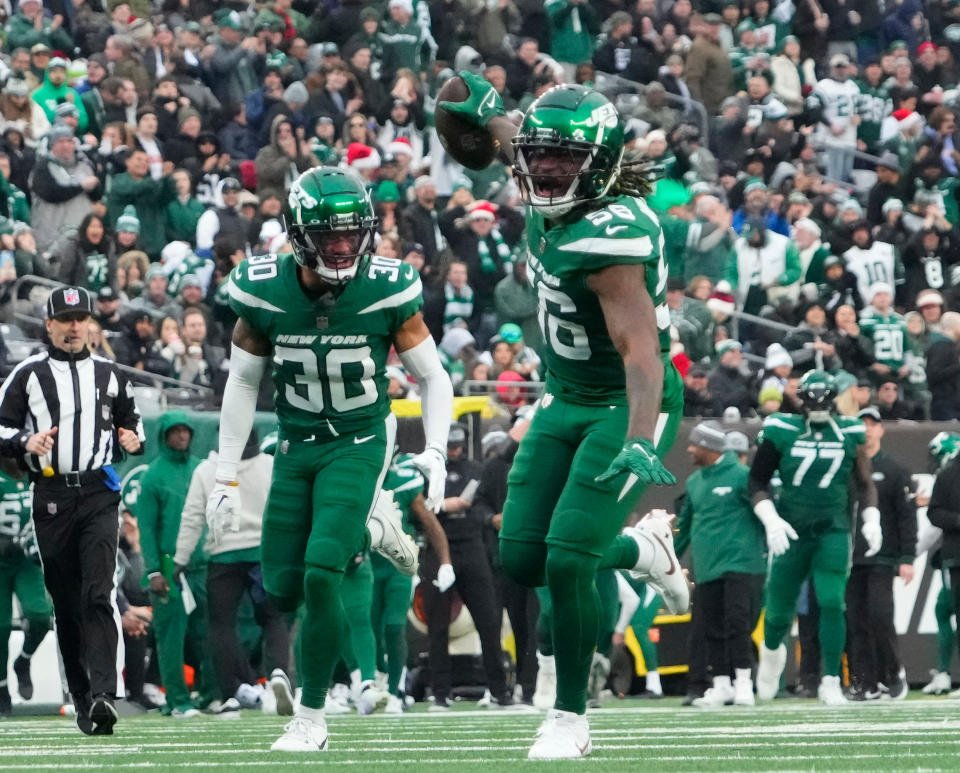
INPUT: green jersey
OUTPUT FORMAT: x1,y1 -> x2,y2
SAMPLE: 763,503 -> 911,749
0,471 -> 31,560
524,194 -> 669,406
758,412 -> 865,533
228,252 -> 423,438
373,461 -> 425,574
859,310 -> 907,370
856,81 -> 891,154
382,462 -> 424,538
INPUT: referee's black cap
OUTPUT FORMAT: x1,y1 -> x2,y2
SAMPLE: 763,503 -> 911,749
46,286 -> 94,319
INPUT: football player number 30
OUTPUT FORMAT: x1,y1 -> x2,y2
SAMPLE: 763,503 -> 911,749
275,345 -> 378,414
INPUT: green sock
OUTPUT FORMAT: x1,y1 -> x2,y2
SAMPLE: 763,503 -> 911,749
546,546 -> 600,715
0,628 -> 9,681
598,535 -> 639,571
299,567 -> 345,709
344,605 -> 378,682
818,605 -> 846,677
384,624 -> 407,696
936,586 -> 955,672
595,570 -> 619,658
535,586 -> 553,657
764,619 -> 789,651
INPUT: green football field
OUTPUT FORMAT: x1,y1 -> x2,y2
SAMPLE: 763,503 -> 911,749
3,698 -> 960,772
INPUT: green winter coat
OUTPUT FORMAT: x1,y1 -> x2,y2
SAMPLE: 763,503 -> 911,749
31,68 -> 88,133
134,411 -> 203,578
675,451 -> 767,583
106,173 -> 177,259
544,0 -> 599,65
165,196 -> 206,246
4,12 -> 74,54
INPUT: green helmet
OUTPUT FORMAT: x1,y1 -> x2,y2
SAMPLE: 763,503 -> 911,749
797,370 -> 837,422
930,431 -> 960,469
285,167 -> 378,285
512,85 -> 624,217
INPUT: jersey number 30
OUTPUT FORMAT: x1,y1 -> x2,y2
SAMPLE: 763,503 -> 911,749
275,346 -> 377,414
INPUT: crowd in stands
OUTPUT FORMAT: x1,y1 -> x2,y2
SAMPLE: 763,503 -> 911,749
0,0 -> 956,423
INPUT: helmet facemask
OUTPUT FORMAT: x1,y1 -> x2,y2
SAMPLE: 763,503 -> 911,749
800,383 -> 836,423
513,132 -> 620,218
289,213 -> 377,285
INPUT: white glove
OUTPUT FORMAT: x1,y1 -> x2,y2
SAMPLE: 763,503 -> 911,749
410,447 -> 446,512
433,563 -> 456,592
861,506 -> 883,557
754,499 -> 799,557
206,482 -> 241,546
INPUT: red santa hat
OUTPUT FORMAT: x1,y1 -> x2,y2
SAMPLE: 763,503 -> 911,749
466,200 -> 497,222
893,109 -> 923,133
346,142 -> 381,170
387,137 -> 413,157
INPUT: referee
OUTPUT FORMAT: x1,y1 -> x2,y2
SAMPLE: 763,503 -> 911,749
0,286 -> 145,735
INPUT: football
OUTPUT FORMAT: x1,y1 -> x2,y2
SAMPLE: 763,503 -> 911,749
434,75 -> 499,171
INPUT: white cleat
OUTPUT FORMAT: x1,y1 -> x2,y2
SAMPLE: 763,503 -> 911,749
235,682 -> 263,710
324,684 -> 352,715
270,669 -> 295,716
384,694 -> 404,714
528,709 -> 592,760
533,652 -> 556,710
271,717 -> 329,752
354,681 -> 382,716
756,643 -> 787,701
734,676 -> 755,706
818,675 -> 848,706
693,681 -> 735,708
624,511 -> 691,614
368,491 -> 419,576
923,670 -> 952,695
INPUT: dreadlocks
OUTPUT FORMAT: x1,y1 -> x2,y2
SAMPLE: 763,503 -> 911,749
609,159 -> 653,198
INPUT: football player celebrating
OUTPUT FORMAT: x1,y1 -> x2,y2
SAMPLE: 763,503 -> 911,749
208,167 -> 453,752
438,75 -> 688,758
750,370 -> 880,706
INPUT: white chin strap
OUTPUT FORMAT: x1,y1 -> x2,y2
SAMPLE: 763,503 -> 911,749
807,410 -> 831,423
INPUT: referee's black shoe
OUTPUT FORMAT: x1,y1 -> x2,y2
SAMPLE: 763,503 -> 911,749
74,694 -> 95,735
90,694 -> 118,735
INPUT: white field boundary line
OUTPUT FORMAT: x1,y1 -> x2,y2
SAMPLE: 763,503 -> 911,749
0,752 -> 956,770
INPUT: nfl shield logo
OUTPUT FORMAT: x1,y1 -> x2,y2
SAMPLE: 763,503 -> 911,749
316,316 -> 328,330
64,288 -> 80,306
47,502 -> 57,515
280,440 -> 290,455
538,237 -> 546,254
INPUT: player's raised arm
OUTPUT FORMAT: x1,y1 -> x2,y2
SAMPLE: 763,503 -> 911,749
393,313 -> 454,512
436,70 -> 521,166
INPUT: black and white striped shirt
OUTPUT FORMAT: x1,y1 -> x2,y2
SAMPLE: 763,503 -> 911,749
0,347 -> 145,474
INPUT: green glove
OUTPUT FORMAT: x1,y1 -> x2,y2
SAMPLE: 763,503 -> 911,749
596,438 -> 676,487
437,70 -> 506,128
